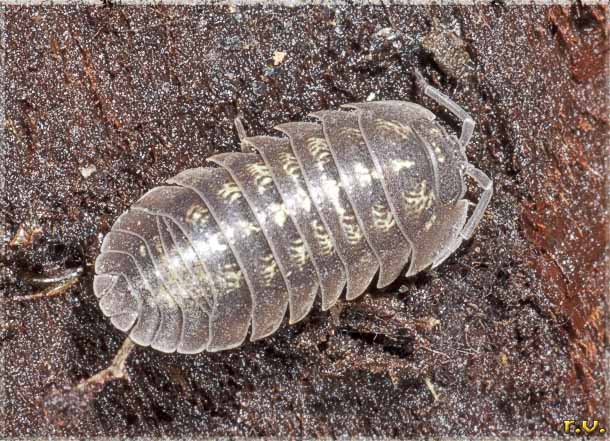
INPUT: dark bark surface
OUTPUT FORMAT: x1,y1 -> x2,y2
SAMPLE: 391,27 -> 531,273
1,4 -> 607,438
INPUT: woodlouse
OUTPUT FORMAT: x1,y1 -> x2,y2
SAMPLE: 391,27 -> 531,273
93,72 -> 492,354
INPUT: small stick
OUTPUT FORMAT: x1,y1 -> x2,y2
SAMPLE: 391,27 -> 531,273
10,274 -> 81,303
20,266 -> 84,287
424,377 -> 440,401
76,337 -> 136,393
43,337 -> 136,422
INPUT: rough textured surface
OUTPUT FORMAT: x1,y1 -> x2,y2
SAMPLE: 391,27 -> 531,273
1,4 -> 607,438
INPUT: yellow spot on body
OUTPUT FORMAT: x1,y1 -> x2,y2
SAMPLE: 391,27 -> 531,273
186,204 -> 209,226
279,152 -> 300,177
403,181 -> 435,216
139,244 -> 147,257
374,118 -> 412,140
391,159 -> 415,172
289,238 -> 308,269
245,163 -> 274,193
260,254 -> 279,287
218,182 -> 242,203
338,127 -> 362,140
372,203 -> 396,232
222,263 -> 243,291
312,219 -> 333,255
341,213 -> 362,244
153,239 -> 164,256
306,137 -> 332,167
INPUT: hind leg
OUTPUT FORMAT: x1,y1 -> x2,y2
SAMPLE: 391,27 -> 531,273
234,117 -> 256,153
460,164 -> 493,240
414,70 -> 475,149
234,117 -> 247,141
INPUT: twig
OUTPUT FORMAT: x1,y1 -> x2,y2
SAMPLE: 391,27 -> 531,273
424,377 -> 440,402
43,337 -> 137,425
10,274 -> 81,303
76,337 -> 136,393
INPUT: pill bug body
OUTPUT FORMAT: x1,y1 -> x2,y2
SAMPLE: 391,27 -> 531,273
94,76 -> 492,354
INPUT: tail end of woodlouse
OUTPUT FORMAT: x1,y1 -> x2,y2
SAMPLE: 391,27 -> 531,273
93,273 -> 118,299
234,117 -> 258,153
95,273 -> 139,332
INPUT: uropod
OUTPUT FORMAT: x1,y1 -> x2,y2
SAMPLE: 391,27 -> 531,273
93,72 -> 492,354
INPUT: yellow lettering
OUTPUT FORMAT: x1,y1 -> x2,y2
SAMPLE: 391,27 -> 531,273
563,420 -> 576,433
582,420 -> 599,433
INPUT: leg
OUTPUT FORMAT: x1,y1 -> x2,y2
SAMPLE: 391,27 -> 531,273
460,163 -> 493,240
414,70 -> 475,148
234,117 -> 255,153
234,117 -> 247,141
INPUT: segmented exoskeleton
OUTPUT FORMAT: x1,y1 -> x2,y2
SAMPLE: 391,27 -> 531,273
93,72 -> 492,354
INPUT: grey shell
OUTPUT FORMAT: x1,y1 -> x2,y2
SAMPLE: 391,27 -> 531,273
93,100 -> 479,354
